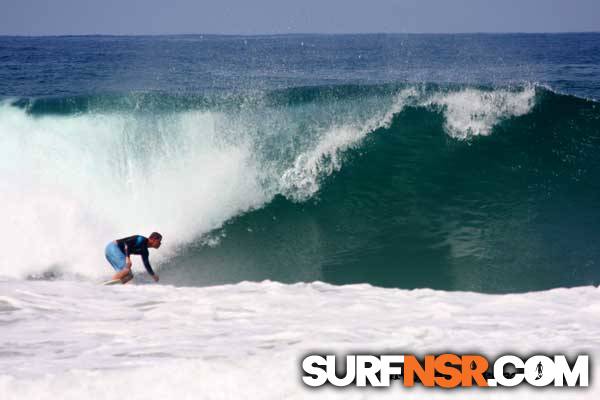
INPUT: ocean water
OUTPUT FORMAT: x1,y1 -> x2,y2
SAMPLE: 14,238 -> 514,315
1,34 -> 600,399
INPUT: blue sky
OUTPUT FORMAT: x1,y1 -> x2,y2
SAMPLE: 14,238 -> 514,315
1,0 -> 599,35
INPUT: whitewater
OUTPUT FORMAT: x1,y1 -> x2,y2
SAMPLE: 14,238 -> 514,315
1,279 -> 599,399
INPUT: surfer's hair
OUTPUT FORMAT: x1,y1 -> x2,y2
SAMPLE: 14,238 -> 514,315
149,232 -> 163,241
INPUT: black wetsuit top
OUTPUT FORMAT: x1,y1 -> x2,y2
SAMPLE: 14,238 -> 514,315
116,235 -> 155,276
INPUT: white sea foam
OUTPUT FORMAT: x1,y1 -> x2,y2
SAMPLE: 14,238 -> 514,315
0,105 -> 268,279
280,88 -> 419,200
425,87 -> 536,139
0,279 -> 598,399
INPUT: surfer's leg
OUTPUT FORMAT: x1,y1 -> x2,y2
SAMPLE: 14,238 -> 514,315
112,267 -> 131,281
121,271 -> 134,284
106,242 -> 129,279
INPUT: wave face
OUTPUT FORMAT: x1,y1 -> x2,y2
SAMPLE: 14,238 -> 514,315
1,83 -> 600,291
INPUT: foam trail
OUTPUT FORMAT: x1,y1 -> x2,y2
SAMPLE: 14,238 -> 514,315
0,279 -> 598,399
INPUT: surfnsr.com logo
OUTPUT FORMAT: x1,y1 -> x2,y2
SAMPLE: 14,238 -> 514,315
301,354 -> 589,388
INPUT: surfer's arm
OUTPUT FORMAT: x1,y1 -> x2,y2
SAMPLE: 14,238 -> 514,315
141,252 -> 159,282
124,245 -> 132,268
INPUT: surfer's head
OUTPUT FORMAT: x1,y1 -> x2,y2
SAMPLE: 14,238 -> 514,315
148,232 -> 163,249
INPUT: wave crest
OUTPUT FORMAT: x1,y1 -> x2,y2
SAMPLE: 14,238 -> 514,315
425,86 -> 536,139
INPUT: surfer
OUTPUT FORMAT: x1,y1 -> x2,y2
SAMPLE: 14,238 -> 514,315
104,232 -> 162,283
535,361 -> 543,380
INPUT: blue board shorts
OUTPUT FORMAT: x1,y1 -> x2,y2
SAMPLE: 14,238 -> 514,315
105,242 -> 126,271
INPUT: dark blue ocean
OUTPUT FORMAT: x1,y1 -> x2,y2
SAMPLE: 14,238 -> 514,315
2,34 -> 600,99
1,33 -> 600,292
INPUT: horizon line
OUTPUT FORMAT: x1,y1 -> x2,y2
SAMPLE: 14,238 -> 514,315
1,30 -> 599,38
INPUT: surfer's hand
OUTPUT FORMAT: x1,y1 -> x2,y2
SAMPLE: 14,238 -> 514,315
126,257 -> 132,268
152,274 -> 159,282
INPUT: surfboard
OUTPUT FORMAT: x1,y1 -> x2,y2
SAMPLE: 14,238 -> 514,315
102,279 -> 122,285
103,273 -> 134,285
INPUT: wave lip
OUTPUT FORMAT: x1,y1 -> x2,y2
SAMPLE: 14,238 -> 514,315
279,88 -> 420,201
278,85 -> 538,200
424,86 -> 536,139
